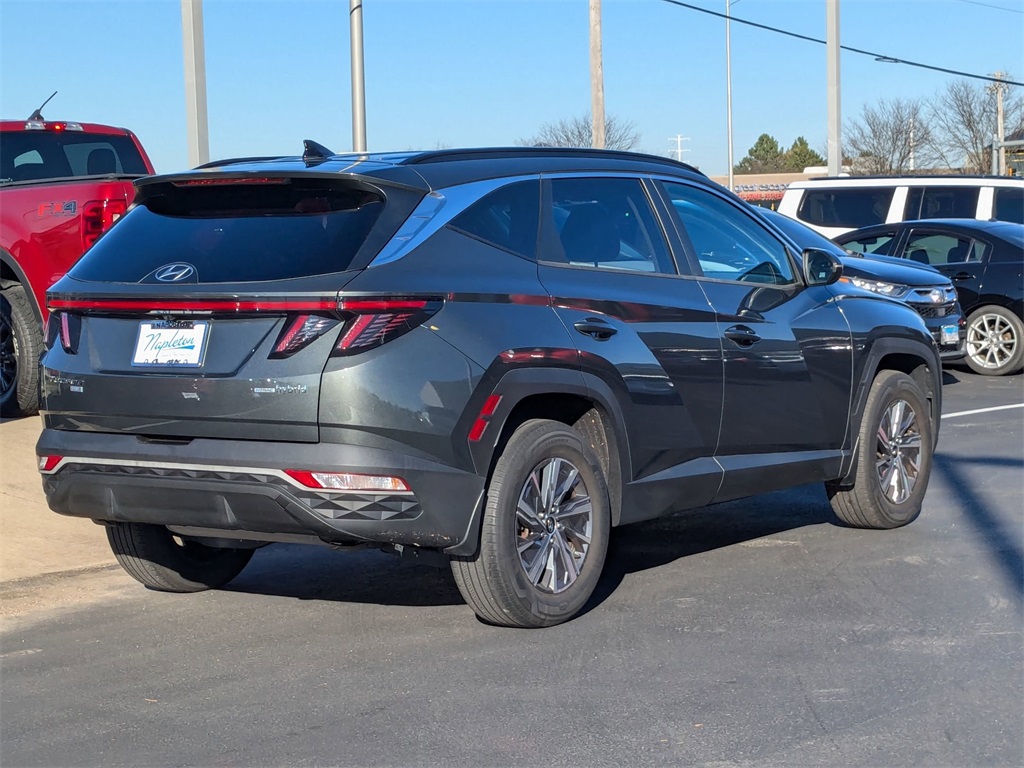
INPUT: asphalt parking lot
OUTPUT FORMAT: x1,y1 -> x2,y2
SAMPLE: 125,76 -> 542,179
1,367 -> 1021,767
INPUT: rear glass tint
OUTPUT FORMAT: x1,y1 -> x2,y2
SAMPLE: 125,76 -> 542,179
0,131 -> 147,183
797,188 -> 894,229
993,187 -> 1024,224
69,180 -> 387,283
904,186 -> 980,219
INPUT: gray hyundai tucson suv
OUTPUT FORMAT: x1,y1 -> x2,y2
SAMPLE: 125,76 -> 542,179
38,146 -> 942,627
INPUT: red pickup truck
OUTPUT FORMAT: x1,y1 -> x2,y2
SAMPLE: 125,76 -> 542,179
1,115 -> 154,415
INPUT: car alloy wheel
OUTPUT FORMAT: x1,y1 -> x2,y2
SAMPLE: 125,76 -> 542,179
515,456 -> 593,594
875,398 -> 922,505
966,312 -> 1018,371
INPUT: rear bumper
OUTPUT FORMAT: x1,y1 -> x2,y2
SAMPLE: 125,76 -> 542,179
36,429 -> 486,555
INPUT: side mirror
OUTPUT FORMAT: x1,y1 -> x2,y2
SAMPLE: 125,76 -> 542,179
802,248 -> 843,286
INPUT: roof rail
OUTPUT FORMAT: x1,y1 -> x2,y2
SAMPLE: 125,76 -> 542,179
402,146 -> 704,175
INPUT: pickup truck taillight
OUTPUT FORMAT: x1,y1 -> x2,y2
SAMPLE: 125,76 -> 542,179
82,199 -> 127,250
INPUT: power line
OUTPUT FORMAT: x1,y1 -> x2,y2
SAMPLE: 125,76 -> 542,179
953,0 -> 1024,15
657,0 -> 1023,87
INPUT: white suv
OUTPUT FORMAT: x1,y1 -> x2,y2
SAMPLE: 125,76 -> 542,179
778,176 -> 1024,238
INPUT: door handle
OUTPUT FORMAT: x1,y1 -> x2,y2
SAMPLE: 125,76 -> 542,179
573,318 -> 617,341
724,324 -> 761,346
951,272 -> 974,282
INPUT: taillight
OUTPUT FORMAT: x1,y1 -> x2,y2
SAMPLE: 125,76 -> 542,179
38,455 -> 64,473
82,199 -> 128,249
270,315 -> 340,358
44,311 -> 79,353
333,297 -> 442,356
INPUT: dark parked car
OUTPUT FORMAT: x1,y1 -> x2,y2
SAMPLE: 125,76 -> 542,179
758,208 -> 965,362
835,219 -> 1024,376
38,146 -> 943,627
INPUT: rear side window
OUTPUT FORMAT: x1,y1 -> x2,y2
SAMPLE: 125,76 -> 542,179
69,179 -> 387,283
903,231 -> 981,266
448,179 -> 540,259
993,187 -> 1024,224
0,131 -> 147,183
904,186 -> 980,219
542,177 -> 675,274
797,188 -> 894,228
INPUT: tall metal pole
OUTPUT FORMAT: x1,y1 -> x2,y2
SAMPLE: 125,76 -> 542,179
180,0 -> 209,168
826,0 -> 842,176
996,76 -> 1006,175
726,0 -> 734,190
350,0 -> 367,152
590,0 -> 606,149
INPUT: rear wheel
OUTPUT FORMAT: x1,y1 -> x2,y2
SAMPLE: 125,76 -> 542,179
827,370 -> 934,529
964,306 -> 1024,376
0,286 -> 41,417
106,522 -> 254,592
451,419 -> 611,628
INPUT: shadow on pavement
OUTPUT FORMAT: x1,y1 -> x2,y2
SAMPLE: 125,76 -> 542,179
225,483 -> 835,615
933,451 -> 1023,603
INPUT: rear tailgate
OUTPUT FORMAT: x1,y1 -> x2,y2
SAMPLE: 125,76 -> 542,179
41,174 -> 423,442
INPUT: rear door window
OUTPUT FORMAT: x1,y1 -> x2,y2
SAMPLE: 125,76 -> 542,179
796,188 -> 894,228
69,179 -> 393,282
541,177 -> 675,274
993,187 -> 1024,224
904,186 -> 980,219
902,231 -> 981,266
0,131 -> 147,183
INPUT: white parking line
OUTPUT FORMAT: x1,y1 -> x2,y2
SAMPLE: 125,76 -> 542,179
942,403 -> 1024,420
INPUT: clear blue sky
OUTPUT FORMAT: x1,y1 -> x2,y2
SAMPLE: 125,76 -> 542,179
2,0 -> 1021,175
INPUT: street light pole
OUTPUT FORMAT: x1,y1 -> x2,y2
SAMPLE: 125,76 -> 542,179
826,0 -> 842,176
726,0 -> 734,191
180,0 -> 209,168
590,0 -> 606,149
350,0 -> 367,153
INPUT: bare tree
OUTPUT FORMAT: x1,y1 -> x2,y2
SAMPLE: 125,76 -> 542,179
929,78 -> 1024,173
846,98 -> 935,175
519,113 -> 640,151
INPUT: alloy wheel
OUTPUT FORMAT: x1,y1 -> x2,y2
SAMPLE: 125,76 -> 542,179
515,457 -> 593,594
966,312 -> 1018,371
875,399 -> 922,505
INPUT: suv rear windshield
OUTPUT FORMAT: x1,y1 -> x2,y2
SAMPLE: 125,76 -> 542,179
69,180 -> 388,283
797,188 -> 894,229
0,131 -> 148,183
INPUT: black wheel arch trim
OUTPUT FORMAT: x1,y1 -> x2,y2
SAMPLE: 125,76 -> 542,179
0,249 -> 43,325
836,335 -> 942,487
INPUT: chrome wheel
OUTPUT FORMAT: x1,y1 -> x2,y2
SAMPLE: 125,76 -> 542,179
0,304 -> 17,400
875,399 -> 922,505
515,457 -> 593,594
966,312 -> 1018,371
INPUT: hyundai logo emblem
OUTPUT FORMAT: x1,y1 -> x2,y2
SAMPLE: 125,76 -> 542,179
153,263 -> 197,282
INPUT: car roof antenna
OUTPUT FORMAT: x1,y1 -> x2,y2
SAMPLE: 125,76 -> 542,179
28,91 -> 58,121
302,139 -> 334,165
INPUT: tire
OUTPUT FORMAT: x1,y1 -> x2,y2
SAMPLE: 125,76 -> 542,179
106,522 -> 254,593
827,370 -> 934,529
450,419 -> 611,628
964,306 -> 1024,376
0,285 -> 42,417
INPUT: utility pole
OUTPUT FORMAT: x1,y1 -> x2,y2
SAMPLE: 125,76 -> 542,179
350,0 -> 367,152
993,72 -> 1006,175
668,135 -> 691,162
590,0 -> 606,149
180,0 -> 209,168
909,116 -> 915,172
826,0 -> 842,176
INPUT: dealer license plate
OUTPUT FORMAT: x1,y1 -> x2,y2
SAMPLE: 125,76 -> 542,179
132,320 -> 209,367
940,324 -> 959,345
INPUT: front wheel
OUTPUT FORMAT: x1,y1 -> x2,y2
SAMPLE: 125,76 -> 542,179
106,522 -> 254,592
451,419 -> 611,628
827,370 -> 934,529
964,306 -> 1024,376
